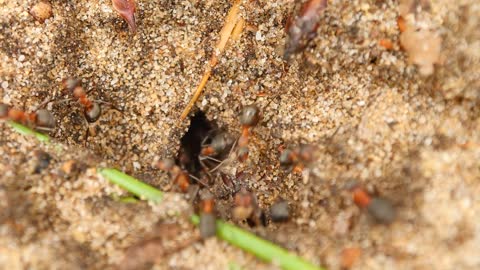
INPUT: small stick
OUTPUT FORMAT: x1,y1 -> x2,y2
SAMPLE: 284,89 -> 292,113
180,0 -> 242,120
231,17 -> 245,41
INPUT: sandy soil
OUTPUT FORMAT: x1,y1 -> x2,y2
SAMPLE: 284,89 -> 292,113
1,0 -> 479,269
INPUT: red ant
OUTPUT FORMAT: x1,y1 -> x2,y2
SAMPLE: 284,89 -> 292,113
232,188 -> 265,226
0,102 -> 55,132
112,0 -> 137,33
62,78 -> 103,123
279,144 -> 316,173
233,187 -> 255,221
199,191 -> 216,239
350,185 -> 396,224
156,158 -> 191,192
200,132 -> 234,157
284,0 -> 328,60
198,132 -> 236,176
237,105 -> 261,162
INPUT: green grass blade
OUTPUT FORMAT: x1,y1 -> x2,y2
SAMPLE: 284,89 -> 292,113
191,215 -> 324,270
8,121 -> 50,142
99,168 -> 163,202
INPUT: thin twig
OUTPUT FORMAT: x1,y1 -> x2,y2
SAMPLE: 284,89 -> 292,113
180,0 -> 242,120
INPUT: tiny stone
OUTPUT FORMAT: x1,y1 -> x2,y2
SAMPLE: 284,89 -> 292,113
30,2 -> 53,23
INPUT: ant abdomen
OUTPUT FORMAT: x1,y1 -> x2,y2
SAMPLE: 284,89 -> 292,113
36,109 -> 56,129
85,102 -> 101,123
211,133 -> 233,154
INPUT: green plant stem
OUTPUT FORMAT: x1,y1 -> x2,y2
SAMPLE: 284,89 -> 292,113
98,168 -> 163,202
191,215 -> 323,270
8,121 -> 50,142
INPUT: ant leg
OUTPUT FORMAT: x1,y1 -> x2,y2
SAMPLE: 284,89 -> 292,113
32,97 -> 54,111
203,156 -> 222,163
199,158 -> 214,183
188,174 -> 210,188
52,98 -> 74,106
35,126 -> 54,133
93,100 -> 123,112
83,117 -> 91,147
84,128 -> 89,147
209,139 -> 237,173
208,158 -> 229,173
200,133 -> 212,148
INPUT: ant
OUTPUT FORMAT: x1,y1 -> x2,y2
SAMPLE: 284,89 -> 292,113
237,105 -> 261,162
0,102 -> 55,132
112,0 -> 137,33
200,132 -> 234,158
284,0 -> 328,60
198,132 -> 236,175
279,144 -> 316,173
156,158 -> 191,192
199,191 -> 216,239
349,184 -> 396,224
156,158 -> 211,192
62,78 -> 103,123
232,188 -> 265,226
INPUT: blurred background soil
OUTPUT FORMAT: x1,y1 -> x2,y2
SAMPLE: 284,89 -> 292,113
1,0 -> 479,269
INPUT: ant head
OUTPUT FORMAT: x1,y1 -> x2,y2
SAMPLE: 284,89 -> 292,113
234,188 -> 253,206
36,109 -> 56,129
156,158 -> 175,171
0,103 -> 10,118
240,105 -> 260,127
62,78 -> 81,92
279,148 -> 295,168
343,179 -> 360,191
85,102 -> 101,123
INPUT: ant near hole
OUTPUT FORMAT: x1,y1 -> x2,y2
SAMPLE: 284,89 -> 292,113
60,77 -> 122,144
198,131 -> 237,178
237,104 -> 261,162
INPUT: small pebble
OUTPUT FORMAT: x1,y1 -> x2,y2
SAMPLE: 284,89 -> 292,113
30,2 -> 53,23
